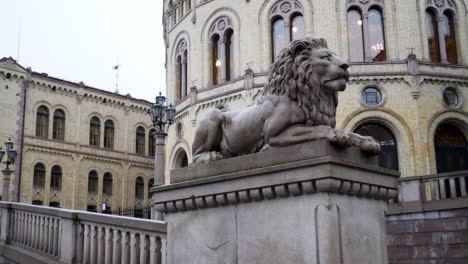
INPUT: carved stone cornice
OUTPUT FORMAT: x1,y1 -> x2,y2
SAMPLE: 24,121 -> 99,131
152,140 -> 399,213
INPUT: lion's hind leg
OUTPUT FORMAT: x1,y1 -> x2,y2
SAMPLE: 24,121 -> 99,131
267,125 -> 350,147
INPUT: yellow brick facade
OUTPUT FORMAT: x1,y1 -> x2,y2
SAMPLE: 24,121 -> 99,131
163,0 -> 468,182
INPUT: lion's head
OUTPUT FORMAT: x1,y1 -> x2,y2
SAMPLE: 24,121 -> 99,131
264,37 -> 349,128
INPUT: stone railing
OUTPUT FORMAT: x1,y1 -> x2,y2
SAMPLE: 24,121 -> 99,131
0,202 -> 167,264
391,170 -> 468,214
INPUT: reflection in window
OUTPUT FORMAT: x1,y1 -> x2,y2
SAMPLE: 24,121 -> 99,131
36,106 -> 49,138
426,10 -> 440,63
443,12 -> 457,65
33,163 -> 46,188
149,129 -> 156,156
272,18 -> 287,59
291,15 -> 305,41
51,165 -> 62,191
369,9 -> 386,61
212,34 -> 221,85
53,109 -> 65,140
347,10 -> 365,62
434,123 -> 468,173
355,124 -> 399,171
89,117 -> 101,146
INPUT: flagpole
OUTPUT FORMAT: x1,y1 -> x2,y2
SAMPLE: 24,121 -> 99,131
114,58 -> 120,94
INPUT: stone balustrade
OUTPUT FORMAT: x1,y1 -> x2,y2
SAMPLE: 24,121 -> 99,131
0,202 -> 167,264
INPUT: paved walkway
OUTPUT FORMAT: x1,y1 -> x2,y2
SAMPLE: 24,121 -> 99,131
0,256 -> 17,264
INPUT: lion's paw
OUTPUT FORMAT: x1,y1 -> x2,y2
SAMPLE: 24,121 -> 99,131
260,144 -> 271,152
360,136 -> 381,155
328,129 -> 352,148
209,151 -> 224,161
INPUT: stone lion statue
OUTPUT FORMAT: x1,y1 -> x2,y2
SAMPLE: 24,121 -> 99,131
192,37 -> 380,164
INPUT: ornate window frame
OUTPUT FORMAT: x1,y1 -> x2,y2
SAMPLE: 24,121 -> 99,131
175,39 -> 188,100
209,16 -> 234,85
441,86 -> 463,109
360,85 -> 386,108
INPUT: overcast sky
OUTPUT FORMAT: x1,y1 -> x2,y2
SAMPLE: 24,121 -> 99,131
0,0 -> 165,102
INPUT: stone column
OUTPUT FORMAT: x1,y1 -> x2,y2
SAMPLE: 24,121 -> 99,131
2,169 -> 12,201
121,232 -> 129,264
437,16 -> 448,63
112,231 -> 120,264
104,228 -> 113,264
129,232 -> 137,264
0,205 -> 11,244
59,217 -> 77,264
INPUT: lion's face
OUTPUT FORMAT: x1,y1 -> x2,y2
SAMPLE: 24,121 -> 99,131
309,47 -> 349,92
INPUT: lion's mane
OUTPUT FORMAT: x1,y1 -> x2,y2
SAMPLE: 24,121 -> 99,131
264,37 -> 338,128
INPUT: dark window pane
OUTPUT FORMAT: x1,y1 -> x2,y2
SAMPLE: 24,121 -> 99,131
347,10 -> 365,62
88,171 -> 98,194
355,124 -> 399,171
103,173 -> 113,196
136,127 -> 146,155
212,34 -> 220,85
90,117 -> 101,146
226,30 -> 233,81
33,163 -> 46,188
53,110 -> 65,140
149,129 -> 156,156
104,120 -> 114,149
443,12 -> 458,64
434,123 -> 468,173
51,165 -> 62,190
369,9 -> 386,61
36,106 -> 49,138
176,55 -> 182,100
135,177 -> 145,199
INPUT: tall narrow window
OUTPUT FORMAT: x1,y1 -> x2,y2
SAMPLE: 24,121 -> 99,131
355,123 -> 399,171
135,177 -> 145,199
175,40 -> 188,100
425,2 -> 458,64
88,171 -> 98,194
212,34 -> 221,85
225,30 -> 234,81
136,126 -> 146,155
148,178 -> 155,198
434,123 -> 468,173
50,165 -> 62,191
53,109 -> 65,140
33,163 -> 46,188
269,1 -> 304,61
443,12 -> 457,64
104,120 -> 115,149
89,117 -> 101,146
149,129 -> 156,156
426,10 -> 440,63
103,173 -> 113,196
209,16 -> 234,84
347,0 -> 385,62
36,106 -> 49,138
369,9 -> 385,61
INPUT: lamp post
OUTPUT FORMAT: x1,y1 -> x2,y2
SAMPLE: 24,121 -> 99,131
0,138 -> 17,201
148,93 -> 176,218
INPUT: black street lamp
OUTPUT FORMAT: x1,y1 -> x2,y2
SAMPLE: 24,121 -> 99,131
0,138 -> 17,201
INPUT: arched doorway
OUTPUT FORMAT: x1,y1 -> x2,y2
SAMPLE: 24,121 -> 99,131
174,149 -> 189,169
434,123 -> 468,173
355,123 -> 399,171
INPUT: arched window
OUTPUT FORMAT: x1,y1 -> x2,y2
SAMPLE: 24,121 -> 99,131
425,1 -> 458,64
149,129 -> 156,156
33,163 -> 46,188
36,106 -> 49,138
136,126 -> 146,155
50,165 -> 62,191
174,149 -> 189,169
270,0 -> 304,61
426,10 -> 440,63
103,173 -> 113,196
355,123 -> 399,171
89,117 -> 101,146
175,40 -> 188,101
434,123 -> 468,173
347,1 -> 385,62
135,177 -> 145,199
53,109 -> 65,140
88,170 -> 98,194
210,16 -> 234,85
104,120 -> 115,149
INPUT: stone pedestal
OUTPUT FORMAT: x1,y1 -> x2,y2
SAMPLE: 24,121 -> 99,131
152,140 -> 399,264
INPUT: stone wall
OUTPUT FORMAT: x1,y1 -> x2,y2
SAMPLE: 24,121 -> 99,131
387,208 -> 468,263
